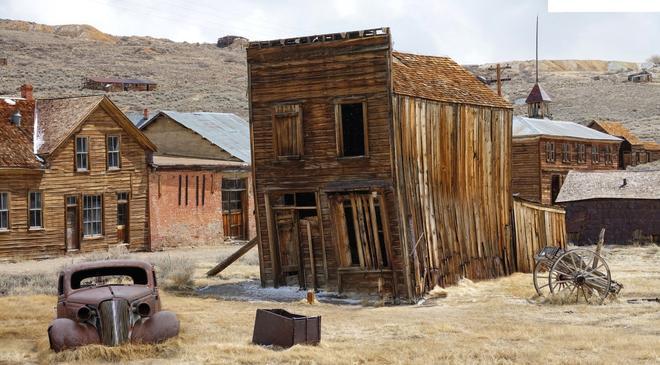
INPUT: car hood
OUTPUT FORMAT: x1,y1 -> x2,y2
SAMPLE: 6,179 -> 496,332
67,285 -> 153,305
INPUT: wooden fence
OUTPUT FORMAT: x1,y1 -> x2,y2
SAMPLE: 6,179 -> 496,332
512,197 -> 567,273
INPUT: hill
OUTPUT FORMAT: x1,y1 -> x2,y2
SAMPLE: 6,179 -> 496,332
1,19 -> 658,142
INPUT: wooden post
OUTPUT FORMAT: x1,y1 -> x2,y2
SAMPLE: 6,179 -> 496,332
592,228 -> 605,269
305,220 -> 317,290
496,64 -> 502,96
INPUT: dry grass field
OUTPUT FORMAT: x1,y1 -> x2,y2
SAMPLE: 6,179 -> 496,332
0,244 -> 658,365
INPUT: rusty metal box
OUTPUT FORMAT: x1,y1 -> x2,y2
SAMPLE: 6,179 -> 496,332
252,309 -> 321,347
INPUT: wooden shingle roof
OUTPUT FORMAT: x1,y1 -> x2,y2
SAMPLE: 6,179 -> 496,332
0,99 -> 40,169
589,120 -> 642,144
392,52 -> 511,109
556,170 -> 660,202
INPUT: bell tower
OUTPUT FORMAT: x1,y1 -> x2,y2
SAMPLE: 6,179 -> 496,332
526,16 -> 552,119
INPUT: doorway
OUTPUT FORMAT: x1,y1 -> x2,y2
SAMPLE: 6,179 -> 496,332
65,196 -> 80,251
551,175 -> 561,204
222,178 -> 247,239
117,192 -> 129,243
270,191 -> 320,287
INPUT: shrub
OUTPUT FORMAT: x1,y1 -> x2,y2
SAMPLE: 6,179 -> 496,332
151,255 -> 196,291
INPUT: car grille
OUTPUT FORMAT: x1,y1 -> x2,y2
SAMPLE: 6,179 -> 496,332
98,299 -> 130,346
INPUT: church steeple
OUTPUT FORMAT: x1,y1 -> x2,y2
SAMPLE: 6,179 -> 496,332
526,16 -> 552,119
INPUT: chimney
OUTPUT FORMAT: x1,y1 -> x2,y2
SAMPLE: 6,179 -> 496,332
10,110 -> 22,126
20,84 -> 33,101
143,108 -> 149,119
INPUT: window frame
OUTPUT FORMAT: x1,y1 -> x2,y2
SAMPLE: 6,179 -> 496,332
545,141 -> 556,163
272,103 -> 303,160
221,178 -> 247,212
604,145 -> 613,165
106,135 -> 121,170
82,194 -> 103,238
0,192 -> 9,231
591,144 -> 600,164
75,136 -> 90,172
28,191 -> 44,230
561,143 -> 570,163
576,143 -> 586,163
335,98 -> 369,159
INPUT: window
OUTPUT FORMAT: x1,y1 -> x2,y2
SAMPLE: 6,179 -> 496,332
635,152 -> 641,165
576,144 -> 586,163
331,192 -> 389,269
604,145 -> 613,165
222,178 -> 246,212
202,175 -> 206,206
28,191 -> 43,229
561,143 -> 570,163
591,145 -> 600,163
107,136 -> 120,169
272,103 -> 303,159
185,176 -> 189,205
647,152 -> 652,163
195,176 -> 199,206
178,175 -> 182,205
75,136 -> 89,171
545,141 -> 555,162
0,192 -> 8,230
335,100 -> 368,157
83,195 -> 103,237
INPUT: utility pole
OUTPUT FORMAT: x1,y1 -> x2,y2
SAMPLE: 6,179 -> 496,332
487,63 -> 512,96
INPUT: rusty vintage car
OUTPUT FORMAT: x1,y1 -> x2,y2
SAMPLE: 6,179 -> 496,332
48,260 -> 179,352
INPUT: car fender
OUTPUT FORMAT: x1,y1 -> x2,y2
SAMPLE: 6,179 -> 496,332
48,318 -> 100,352
131,311 -> 180,344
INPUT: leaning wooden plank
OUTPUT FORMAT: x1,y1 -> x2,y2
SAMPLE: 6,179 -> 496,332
207,238 -> 258,276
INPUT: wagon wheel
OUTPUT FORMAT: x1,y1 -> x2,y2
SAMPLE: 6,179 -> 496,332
548,249 -> 612,304
533,260 -> 552,297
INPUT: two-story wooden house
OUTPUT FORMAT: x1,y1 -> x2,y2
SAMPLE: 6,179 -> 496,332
0,86 -> 155,259
247,28 -> 514,301
588,120 -> 660,168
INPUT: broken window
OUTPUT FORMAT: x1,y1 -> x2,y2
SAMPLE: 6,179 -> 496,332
330,192 -> 389,269
0,192 -> 8,230
75,136 -> 89,171
83,195 -> 103,237
28,191 -> 43,229
545,141 -> 555,163
591,144 -> 600,163
561,143 -> 570,163
272,103 -> 303,159
107,136 -> 120,169
335,100 -> 368,157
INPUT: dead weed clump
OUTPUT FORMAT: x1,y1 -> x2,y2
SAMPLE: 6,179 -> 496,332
0,272 -> 56,296
151,255 -> 196,291
42,339 -> 181,363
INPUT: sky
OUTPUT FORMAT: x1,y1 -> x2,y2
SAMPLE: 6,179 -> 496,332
2,0 -> 660,64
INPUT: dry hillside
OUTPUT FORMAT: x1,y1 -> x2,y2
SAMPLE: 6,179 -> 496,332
1,19 -> 658,142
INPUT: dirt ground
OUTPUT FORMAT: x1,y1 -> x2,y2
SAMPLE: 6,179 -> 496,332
0,244 -> 658,364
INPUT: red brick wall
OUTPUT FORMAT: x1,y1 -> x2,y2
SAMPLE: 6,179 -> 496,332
148,169 -> 256,250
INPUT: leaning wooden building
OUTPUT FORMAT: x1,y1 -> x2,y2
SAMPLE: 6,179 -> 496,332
247,28 -> 513,301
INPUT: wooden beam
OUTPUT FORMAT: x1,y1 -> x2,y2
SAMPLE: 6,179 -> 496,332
206,238 -> 258,276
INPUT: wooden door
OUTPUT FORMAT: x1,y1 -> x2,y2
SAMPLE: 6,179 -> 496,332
117,192 -> 129,243
275,209 -> 301,285
551,175 -> 561,204
65,197 -> 79,251
222,179 -> 246,239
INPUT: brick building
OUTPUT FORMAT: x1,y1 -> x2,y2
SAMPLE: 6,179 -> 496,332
134,111 -> 255,249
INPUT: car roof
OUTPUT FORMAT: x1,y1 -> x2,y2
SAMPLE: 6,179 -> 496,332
61,259 -> 153,275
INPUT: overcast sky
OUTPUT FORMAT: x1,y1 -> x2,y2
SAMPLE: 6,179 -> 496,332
3,0 -> 660,64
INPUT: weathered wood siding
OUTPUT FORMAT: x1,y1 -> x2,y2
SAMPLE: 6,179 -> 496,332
512,197 -> 566,273
564,199 -> 660,245
0,106 -> 150,259
392,95 -> 513,296
511,138 -> 540,201
247,35 -> 405,294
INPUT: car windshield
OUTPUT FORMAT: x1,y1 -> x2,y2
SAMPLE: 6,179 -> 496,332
70,266 -> 149,289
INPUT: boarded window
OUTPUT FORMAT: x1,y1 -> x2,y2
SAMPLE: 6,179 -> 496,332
272,104 -> 303,159
545,141 -> 555,162
28,191 -> 43,229
83,195 -> 103,237
561,143 -> 570,163
335,101 -> 368,157
591,144 -> 600,163
330,192 -> 389,269
0,192 -> 8,230
107,136 -> 120,169
75,136 -> 89,171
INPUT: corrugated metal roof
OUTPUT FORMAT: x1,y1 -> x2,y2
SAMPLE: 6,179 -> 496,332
126,112 -> 150,129
144,111 -> 251,163
556,170 -> 660,202
513,116 -> 622,141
